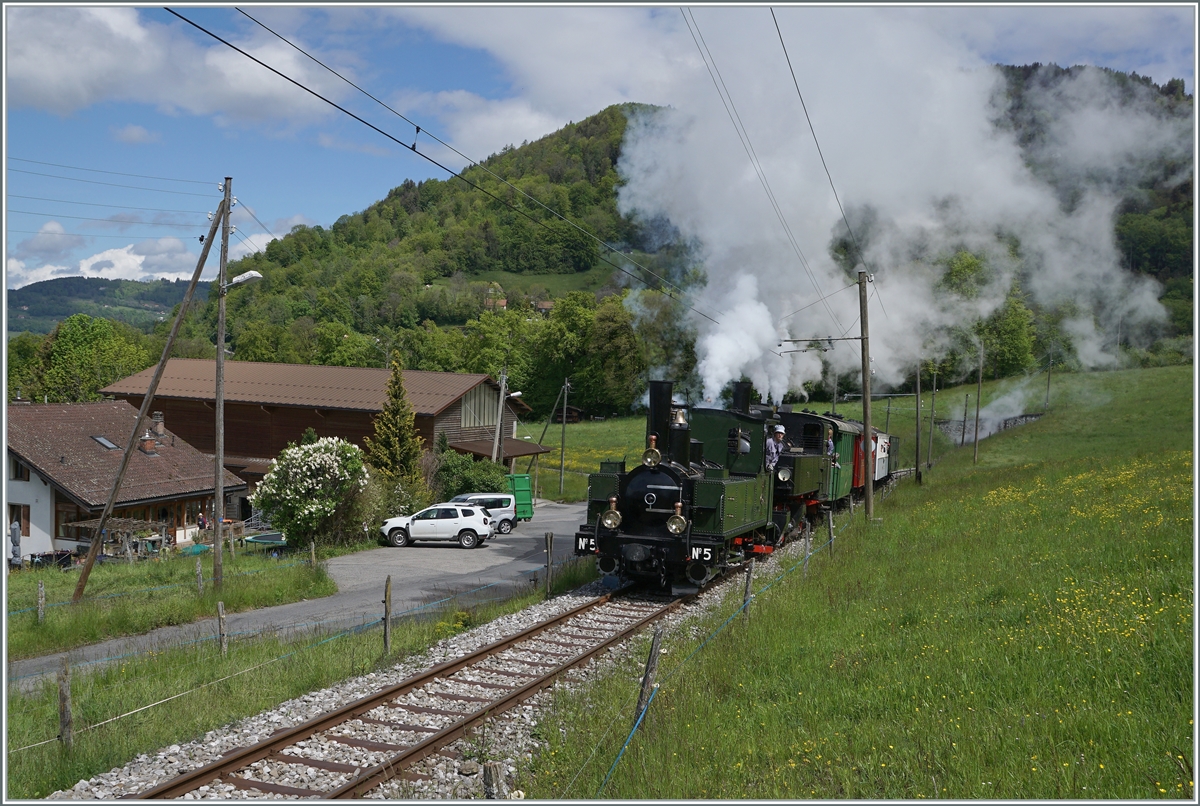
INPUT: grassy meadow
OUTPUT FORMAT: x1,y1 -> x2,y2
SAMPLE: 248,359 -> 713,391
521,365 -> 1194,799
5,549 -> 336,660
5,558 -> 598,799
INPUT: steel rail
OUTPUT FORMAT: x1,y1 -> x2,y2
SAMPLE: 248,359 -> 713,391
133,590 -> 680,799
330,596 -> 683,797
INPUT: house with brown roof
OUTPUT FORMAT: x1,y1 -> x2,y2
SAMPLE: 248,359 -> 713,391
6,401 -> 246,559
100,360 -> 550,496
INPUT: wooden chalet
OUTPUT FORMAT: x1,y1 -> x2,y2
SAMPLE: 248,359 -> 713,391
6,401 -> 246,558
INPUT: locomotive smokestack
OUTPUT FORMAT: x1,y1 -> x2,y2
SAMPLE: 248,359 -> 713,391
648,380 -> 674,448
732,381 -> 753,414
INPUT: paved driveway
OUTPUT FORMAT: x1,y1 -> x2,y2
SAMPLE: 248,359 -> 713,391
9,501 -> 587,689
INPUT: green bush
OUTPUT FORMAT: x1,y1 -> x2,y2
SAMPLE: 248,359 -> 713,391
434,450 -> 508,501
251,437 -> 370,547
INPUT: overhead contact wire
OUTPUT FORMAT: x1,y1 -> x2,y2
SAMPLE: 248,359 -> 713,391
8,157 -> 212,185
682,8 -> 844,332
232,7 -> 714,322
9,168 -> 218,198
7,194 -> 209,214
770,8 -> 889,320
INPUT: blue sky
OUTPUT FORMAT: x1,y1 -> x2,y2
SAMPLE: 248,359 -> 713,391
4,4 -> 1195,292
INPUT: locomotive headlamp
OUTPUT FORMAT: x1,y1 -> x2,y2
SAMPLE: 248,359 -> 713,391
642,434 -> 662,467
776,466 -> 793,482
667,502 -> 687,535
601,496 -> 622,530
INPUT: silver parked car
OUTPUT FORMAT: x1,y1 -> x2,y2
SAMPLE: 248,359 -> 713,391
449,493 -> 519,534
381,504 -> 493,549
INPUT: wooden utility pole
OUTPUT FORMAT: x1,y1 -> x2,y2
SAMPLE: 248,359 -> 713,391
858,270 -> 874,520
491,368 -> 507,463
927,368 -> 937,469
914,362 -> 922,485
960,394 -> 970,447
558,379 -> 570,496
973,345 -> 984,464
214,176 -> 232,590
71,200 -> 225,603
1045,347 -> 1053,411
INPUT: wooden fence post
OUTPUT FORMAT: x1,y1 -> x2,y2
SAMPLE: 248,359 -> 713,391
217,601 -> 227,657
803,522 -> 811,580
482,761 -> 508,799
58,655 -> 72,749
742,558 -> 755,622
38,579 -> 46,624
383,575 -> 392,656
309,541 -> 316,569
196,558 -> 204,595
633,626 -> 664,731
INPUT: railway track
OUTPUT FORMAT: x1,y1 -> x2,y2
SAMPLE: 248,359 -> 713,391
132,590 -> 683,799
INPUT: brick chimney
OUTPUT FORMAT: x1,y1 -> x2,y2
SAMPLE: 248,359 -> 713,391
152,411 -> 166,446
138,430 -> 158,456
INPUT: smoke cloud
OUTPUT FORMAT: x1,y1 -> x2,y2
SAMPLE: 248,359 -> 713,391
615,8 -> 1188,403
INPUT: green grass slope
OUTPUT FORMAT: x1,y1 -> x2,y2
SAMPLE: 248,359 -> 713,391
525,365 -> 1194,799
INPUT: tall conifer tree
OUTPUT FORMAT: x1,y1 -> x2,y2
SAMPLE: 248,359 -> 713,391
364,356 -> 424,479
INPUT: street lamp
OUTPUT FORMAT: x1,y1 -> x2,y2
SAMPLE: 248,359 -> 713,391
214,176 -> 261,589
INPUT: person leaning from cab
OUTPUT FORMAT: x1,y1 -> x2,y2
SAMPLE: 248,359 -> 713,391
826,427 -> 841,469
765,424 -> 787,471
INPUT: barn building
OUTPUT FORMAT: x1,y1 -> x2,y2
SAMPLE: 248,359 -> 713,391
100,359 -> 550,499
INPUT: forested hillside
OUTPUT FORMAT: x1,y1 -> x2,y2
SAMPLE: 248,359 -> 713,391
994,64 -> 1193,334
7,277 -> 209,335
7,68 -> 1192,413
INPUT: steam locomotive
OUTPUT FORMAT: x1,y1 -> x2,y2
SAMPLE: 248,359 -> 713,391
573,380 -> 898,591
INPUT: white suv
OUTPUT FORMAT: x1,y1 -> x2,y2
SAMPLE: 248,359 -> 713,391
381,504 -> 493,549
449,493 -> 518,534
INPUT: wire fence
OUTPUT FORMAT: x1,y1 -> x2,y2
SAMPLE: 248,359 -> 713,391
579,511 -> 859,797
7,562 -> 309,616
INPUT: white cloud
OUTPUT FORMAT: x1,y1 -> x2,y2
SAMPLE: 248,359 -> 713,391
6,7 -> 352,124
8,239 -> 209,289
315,132 -> 393,157
111,123 -> 160,144
9,221 -> 86,262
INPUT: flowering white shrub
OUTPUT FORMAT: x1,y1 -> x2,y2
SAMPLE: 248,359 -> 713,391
251,437 -> 369,546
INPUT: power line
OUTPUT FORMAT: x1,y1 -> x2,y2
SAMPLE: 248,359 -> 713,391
232,198 -> 279,242
9,168 -> 218,198
777,281 -> 856,323
228,7 -> 710,321
8,157 -> 213,185
8,209 -> 207,228
8,229 -> 203,240
682,8 -> 844,332
769,8 -> 889,321
7,194 -> 209,214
